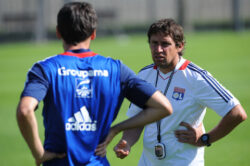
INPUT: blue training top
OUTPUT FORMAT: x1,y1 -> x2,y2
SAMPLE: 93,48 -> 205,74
21,49 -> 156,166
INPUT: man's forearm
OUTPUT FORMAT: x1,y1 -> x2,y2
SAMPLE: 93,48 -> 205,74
122,127 -> 144,147
207,104 -> 247,144
112,91 -> 172,134
17,110 -> 44,159
16,97 -> 44,160
112,106 -> 169,135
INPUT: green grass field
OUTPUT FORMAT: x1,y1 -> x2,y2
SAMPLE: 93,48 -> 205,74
0,31 -> 249,165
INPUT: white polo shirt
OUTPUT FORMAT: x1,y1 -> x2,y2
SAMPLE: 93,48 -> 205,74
127,57 -> 239,166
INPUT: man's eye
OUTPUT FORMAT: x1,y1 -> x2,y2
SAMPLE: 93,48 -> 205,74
152,42 -> 158,45
162,43 -> 170,47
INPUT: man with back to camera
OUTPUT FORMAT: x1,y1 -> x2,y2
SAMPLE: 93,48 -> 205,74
102,18 -> 247,166
16,2 -> 173,166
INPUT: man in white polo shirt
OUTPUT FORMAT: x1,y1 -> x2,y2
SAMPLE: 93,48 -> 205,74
112,18 -> 247,166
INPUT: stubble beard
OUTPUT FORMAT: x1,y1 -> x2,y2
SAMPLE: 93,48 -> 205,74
154,59 -> 176,73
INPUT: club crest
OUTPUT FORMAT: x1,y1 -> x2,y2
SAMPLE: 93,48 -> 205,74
75,78 -> 93,98
172,87 -> 185,101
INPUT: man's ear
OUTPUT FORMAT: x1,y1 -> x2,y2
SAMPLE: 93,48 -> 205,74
56,26 -> 62,39
91,30 -> 96,40
177,42 -> 184,52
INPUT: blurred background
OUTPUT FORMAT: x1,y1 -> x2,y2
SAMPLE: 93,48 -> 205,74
0,0 -> 249,42
0,0 -> 250,166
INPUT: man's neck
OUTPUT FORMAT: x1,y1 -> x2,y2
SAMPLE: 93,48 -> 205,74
159,66 -> 175,74
63,38 -> 91,51
159,56 -> 181,74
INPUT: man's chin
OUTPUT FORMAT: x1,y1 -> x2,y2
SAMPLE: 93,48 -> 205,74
155,63 -> 170,69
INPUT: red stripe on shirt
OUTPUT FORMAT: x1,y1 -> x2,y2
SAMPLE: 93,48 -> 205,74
60,51 -> 97,58
179,60 -> 190,70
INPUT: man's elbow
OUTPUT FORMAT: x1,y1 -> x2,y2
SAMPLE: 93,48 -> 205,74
237,105 -> 247,122
16,97 -> 38,121
157,99 -> 173,117
240,111 -> 247,122
163,104 -> 173,117
16,104 -> 34,121
231,105 -> 247,123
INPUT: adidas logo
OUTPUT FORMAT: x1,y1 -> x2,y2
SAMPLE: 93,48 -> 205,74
65,106 -> 97,131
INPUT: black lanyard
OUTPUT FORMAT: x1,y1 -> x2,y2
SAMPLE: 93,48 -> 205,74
155,69 -> 175,143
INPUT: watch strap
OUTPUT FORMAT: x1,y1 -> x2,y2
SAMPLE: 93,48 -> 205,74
201,133 -> 211,147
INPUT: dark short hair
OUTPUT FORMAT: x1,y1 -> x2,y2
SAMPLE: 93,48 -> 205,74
57,2 -> 97,45
147,18 -> 185,55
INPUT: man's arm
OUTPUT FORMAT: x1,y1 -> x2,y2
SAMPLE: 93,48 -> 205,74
207,104 -> 247,144
175,70 -> 247,146
112,90 -> 172,131
16,97 -> 65,165
114,127 -> 143,159
95,90 -> 173,156
175,104 -> 247,146
16,97 -> 44,160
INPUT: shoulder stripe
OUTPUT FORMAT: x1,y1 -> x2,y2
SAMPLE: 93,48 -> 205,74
188,63 -> 233,102
139,64 -> 154,72
187,63 -> 232,103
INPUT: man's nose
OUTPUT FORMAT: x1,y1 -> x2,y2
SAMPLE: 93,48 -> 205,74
155,45 -> 163,52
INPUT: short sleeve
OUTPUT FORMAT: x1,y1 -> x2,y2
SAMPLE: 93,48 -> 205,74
21,63 -> 49,102
120,62 -> 156,108
193,71 -> 239,117
126,103 -> 143,117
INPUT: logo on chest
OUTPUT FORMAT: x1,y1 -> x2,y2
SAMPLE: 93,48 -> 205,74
75,78 -> 93,98
172,87 -> 185,101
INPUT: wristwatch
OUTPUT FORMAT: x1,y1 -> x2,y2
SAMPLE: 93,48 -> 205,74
200,134 -> 211,147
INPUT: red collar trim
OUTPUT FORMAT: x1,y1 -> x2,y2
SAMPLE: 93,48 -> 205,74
60,51 -> 97,58
159,71 -> 178,80
179,60 -> 190,70
153,60 -> 190,71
